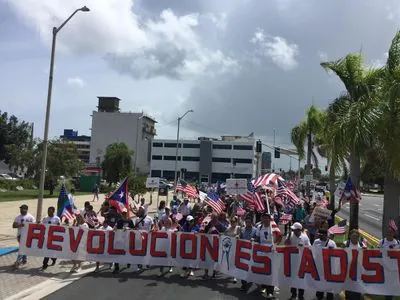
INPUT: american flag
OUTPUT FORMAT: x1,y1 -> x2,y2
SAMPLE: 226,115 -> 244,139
61,208 -> 74,220
240,181 -> 265,212
279,213 -> 293,225
389,219 -> 398,232
340,177 -> 360,205
252,173 -> 285,188
204,191 -> 225,214
328,219 -> 347,235
285,180 -> 294,191
176,180 -> 198,198
275,179 -> 301,210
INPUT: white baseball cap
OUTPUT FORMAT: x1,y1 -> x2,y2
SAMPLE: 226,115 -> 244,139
291,222 -> 303,230
186,215 -> 194,222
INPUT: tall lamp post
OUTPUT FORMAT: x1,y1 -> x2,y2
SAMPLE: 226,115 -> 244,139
36,6 -> 90,221
173,109 -> 193,186
133,114 -> 145,173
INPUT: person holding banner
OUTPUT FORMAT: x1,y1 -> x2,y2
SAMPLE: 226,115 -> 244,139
239,215 -> 258,292
285,222 -> 310,300
41,206 -> 61,270
158,218 -> 176,276
113,208 -> 134,274
256,212 -> 282,297
70,214 -> 89,273
12,204 -> 35,268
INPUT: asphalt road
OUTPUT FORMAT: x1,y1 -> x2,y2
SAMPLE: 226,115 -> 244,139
43,266 -> 318,300
336,194 -> 383,238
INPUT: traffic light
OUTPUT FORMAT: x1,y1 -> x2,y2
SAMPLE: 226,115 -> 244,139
274,147 -> 280,158
256,140 -> 262,153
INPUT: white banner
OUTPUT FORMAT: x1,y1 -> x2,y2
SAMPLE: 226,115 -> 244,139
19,224 -> 400,295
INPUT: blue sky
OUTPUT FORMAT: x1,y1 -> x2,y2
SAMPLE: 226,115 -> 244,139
2,0 -> 400,170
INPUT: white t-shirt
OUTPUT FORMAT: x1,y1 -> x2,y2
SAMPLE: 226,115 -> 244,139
345,240 -> 363,249
161,227 -> 177,232
42,215 -> 61,225
257,225 -> 273,245
157,208 -> 166,220
68,194 -> 75,207
379,238 -> 400,249
135,215 -> 153,231
99,225 -> 113,231
179,203 -> 191,216
14,213 -> 36,237
313,238 -> 336,248
141,204 -> 149,215
288,232 -> 311,246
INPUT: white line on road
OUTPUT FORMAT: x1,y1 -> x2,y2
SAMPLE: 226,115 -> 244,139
365,214 -> 381,221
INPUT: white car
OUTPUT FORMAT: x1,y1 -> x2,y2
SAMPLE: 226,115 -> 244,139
0,174 -> 17,180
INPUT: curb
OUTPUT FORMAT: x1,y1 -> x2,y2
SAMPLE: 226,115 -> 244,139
335,216 -> 380,246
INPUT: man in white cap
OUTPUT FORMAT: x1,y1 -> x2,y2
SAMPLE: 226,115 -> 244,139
285,222 -> 310,300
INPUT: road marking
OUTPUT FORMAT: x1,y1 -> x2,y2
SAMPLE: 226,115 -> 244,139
365,214 -> 380,221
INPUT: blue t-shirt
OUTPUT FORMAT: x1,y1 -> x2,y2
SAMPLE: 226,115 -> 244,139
240,226 -> 257,240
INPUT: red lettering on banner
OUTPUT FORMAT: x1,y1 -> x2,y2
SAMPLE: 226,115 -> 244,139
388,250 -> 400,282
322,248 -> 347,283
129,231 -> 148,256
276,246 -> 298,277
200,235 -> 219,262
180,233 -> 197,259
349,249 -> 359,281
87,230 -> 105,254
251,244 -> 271,275
170,232 -> 177,258
107,231 -> 125,255
150,231 -> 168,257
47,225 -> 65,251
69,228 -> 84,253
298,247 -> 320,280
26,223 -> 45,249
235,240 -> 251,271
361,250 -> 384,284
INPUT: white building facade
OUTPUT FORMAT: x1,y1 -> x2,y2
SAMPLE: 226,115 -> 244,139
150,137 -> 256,183
89,97 -> 156,174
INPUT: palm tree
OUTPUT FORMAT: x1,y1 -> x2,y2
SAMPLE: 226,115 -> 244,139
376,31 -> 400,237
321,53 -> 382,230
291,104 -> 325,196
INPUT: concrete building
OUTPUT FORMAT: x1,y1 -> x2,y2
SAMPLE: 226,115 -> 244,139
60,129 -> 91,164
150,136 -> 256,183
89,97 -> 157,174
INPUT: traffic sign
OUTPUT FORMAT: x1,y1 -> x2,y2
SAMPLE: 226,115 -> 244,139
146,177 -> 160,188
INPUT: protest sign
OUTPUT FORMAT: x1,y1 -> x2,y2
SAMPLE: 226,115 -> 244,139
226,179 -> 248,195
19,224 -> 400,296
310,206 -> 332,222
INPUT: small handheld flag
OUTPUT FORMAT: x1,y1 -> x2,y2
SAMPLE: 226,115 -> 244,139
57,185 -> 70,218
108,177 -> 129,216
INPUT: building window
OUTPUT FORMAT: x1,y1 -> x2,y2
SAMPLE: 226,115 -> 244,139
152,155 -> 162,160
182,156 -> 200,161
151,170 -> 162,177
164,143 -> 181,148
182,143 -> 200,149
233,158 -> 253,164
164,156 -> 181,161
212,157 -> 231,163
153,142 -> 163,147
233,145 -> 253,151
213,144 -> 232,150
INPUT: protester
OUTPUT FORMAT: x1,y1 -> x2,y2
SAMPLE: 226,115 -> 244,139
179,215 -> 199,278
344,229 -> 364,300
113,208 -> 134,274
255,212 -> 282,297
158,218 -> 176,276
95,220 -> 113,272
239,215 -> 258,291
313,229 -> 336,300
12,204 -> 35,267
286,222 -> 310,300
92,183 -> 99,202
41,206 -> 61,270
68,188 -> 77,210
70,214 -> 88,272
157,200 -> 166,220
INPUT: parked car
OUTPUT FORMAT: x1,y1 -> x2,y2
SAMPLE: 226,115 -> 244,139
0,174 -> 17,180
159,180 -> 173,189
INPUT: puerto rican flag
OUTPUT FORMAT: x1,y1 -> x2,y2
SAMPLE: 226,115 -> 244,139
340,177 -> 360,205
108,177 -> 129,216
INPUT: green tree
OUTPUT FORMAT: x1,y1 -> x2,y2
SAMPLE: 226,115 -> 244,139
127,173 -> 147,198
321,53 -> 382,230
0,111 -> 33,164
101,142 -> 133,184
291,104 -> 325,195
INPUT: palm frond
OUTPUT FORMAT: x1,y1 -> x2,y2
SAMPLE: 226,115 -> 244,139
291,122 -> 307,159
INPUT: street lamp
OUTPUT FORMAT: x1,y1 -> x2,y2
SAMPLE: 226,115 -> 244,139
173,109 -> 193,186
36,6 -> 90,221
133,114 -> 145,173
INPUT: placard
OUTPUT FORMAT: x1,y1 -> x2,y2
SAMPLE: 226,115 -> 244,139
226,179 -> 248,195
334,182 -> 346,199
311,206 -> 332,221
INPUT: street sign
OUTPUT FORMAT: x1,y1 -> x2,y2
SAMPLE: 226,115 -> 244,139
146,177 -> 160,188
304,175 -> 313,182
226,179 -> 248,195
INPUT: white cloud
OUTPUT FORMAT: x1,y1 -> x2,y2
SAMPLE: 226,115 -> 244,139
370,52 -> 388,67
251,28 -> 299,71
318,50 -> 328,61
67,76 -> 85,88
6,0 -> 236,79
202,13 -> 227,30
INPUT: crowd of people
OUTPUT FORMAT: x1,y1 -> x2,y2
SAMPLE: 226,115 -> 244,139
11,187 -> 399,300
